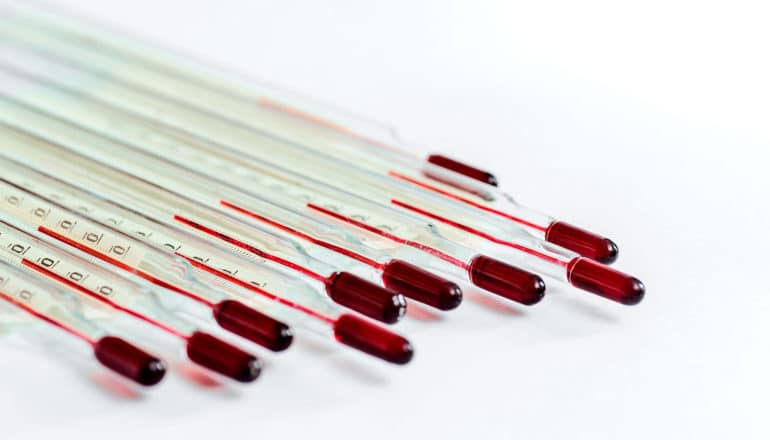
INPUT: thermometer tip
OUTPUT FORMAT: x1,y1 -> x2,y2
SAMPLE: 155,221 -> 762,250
427,154 -> 498,186
568,258 -> 645,305
93,336 -> 166,386
469,255 -> 546,305
602,239 -> 620,265
334,314 -> 414,365
214,300 -> 294,351
187,332 -> 262,383
382,259 -> 463,310
326,272 -> 407,324
546,221 -> 619,264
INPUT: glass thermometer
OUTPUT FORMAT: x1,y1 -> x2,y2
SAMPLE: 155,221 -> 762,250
0,152 -> 413,364
0,171 -> 296,351
0,37 -> 586,279
0,66 -> 641,306
0,218 -> 263,382
0,258 -> 166,386
0,5 -> 622,263
0,72 -> 549,307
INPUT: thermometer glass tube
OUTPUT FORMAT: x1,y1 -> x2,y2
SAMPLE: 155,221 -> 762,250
0,39 -> 561,272
0,152 -> 414,364
0,65 -> 640,306
0,82 -> 544,308
0,5 -> 498,187
0,113 -> 408,324
0,42 -> 465,312
0,218 -> 263,382
0,171 -> 297,352
0,258 -> 166,385
0,7 -> 620,263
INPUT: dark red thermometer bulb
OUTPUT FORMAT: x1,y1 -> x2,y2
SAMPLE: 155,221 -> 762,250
186,331 -> 262,382
94,337 -> 166,386
546,221 -> 619,265
381,260 -> 463,310
325,272 -> 406,324
333,314 -> 414,365
567,258 -> 645,305
213,300 -> 294,351
469,255 -> 545,305
427,154 -> 499,186
220,200 -> 463,311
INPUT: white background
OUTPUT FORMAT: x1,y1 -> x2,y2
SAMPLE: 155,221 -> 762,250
0,1 -> 768,438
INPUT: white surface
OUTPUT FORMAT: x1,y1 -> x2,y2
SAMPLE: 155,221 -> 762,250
1,1 -> 768,438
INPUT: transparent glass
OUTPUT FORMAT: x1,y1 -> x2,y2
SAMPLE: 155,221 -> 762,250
0,32 -> 643,305
0,123 -> 411,321
0,174 -> 310,346
0,74 -> 564,303
0,154 -> 416,361
0,258 -> 105,343
0,258 -> 172,385
0,4 -> 621,264
0,219 -> 199,338
0,40 -> 549,261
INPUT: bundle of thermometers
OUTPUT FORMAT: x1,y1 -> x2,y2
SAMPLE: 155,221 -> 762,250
0,1 -> 645,388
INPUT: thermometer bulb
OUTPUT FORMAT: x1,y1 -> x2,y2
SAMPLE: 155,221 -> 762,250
186,331 -> 261,383
333,314 -> 414,365
93,336 -> 166,386
469,255 -> 546,305
325,272 -> 407,324
213,300 -> 294,351
567,258 -> 645,305
427,155 -> 498,186
381,259 -> 463,310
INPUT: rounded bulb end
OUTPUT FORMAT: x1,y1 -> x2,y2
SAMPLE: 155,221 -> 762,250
469,255 -> 546,305
93,336 -> 166,386
382,259 -> 463,310
621,277 -> 646,306
568,258 -> 645,305
214,300 -> 294,351
187,332 -> 261,383
546,221 -> 620,264
334,314 -> 414,365
326,272 -> 407,324
597,238 -> 620,265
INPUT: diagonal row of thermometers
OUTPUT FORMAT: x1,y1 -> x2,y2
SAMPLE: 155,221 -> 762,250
0,2 -> 645,387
